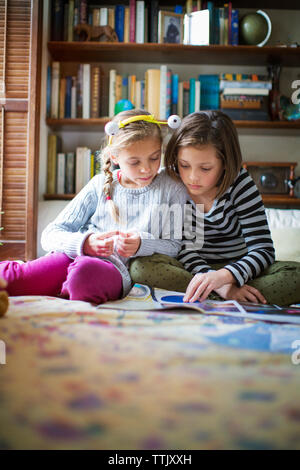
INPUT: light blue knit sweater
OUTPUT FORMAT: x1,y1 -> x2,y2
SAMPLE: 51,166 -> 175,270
41,169 -> 188,296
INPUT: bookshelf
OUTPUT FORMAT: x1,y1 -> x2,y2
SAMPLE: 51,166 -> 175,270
43,5 -> 300,207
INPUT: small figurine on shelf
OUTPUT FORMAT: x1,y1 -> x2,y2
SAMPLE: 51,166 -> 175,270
73,24 -> 119,42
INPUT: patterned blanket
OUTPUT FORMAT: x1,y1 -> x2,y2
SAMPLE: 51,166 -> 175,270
0,296 -> 300,450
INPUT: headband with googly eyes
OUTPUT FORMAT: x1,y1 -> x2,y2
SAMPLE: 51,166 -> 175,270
104,114 -> 182,145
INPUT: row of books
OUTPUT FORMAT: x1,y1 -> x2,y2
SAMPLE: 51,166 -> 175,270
48,63 -> 273,120
47,135 -> 102,195
47,62 -> 108,119
51,0 -> 239,46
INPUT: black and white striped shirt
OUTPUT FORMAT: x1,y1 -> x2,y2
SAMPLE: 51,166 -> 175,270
178,167 -> 275,287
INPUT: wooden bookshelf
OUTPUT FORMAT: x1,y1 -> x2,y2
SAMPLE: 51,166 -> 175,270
46,118 -> 300,131
48,42 -> 300,67
262,195 -> 300,207
44,193 -> 300,207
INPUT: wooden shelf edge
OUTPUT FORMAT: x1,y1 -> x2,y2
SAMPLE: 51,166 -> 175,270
262,195 -> 300,206
47,42 -> 300,66
46,118 -> 300,130
44,194 -> 75,200
43,193 -> 300,207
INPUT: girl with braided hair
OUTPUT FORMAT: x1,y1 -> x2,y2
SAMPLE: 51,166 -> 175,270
0,109 -> 187,304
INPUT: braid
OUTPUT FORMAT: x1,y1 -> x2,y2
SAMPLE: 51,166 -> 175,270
102,154 -> 120,223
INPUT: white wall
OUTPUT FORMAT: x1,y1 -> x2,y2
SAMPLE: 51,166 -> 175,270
37,5 -> 300,257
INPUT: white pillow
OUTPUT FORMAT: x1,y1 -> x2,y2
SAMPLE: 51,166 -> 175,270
265,209 -> 300,262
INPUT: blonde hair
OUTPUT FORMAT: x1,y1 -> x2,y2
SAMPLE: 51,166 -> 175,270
165,111 -> 243,198
100,109 -> 163,222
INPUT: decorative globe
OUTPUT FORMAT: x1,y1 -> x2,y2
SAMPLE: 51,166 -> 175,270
114,99 -> 134,115
240,12 -> 269,46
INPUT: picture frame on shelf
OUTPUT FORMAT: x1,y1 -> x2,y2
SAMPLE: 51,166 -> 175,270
158,11 -> 183,44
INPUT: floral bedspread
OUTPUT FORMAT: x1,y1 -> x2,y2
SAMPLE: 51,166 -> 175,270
0,295 -> 300,450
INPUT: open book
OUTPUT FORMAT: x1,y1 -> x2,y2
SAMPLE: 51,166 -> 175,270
99,284 -> 300,324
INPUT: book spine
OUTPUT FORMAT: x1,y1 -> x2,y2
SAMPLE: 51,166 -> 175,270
84,148 -> 92,186
178,82 -> 183,117
90,65 -> 100,118
59,77 -> 66,119
51,62 -> 60,119
159,65 -> 167,120
195,80 -> 201,112
63,4 -> 69,41
189,78 -> 196,114
223,87 -> 269,96
141,80 -> 145,109
129,75 -> 136,106
149,0 -> 158,43
68,0 -> 74,41
135,80 -> 141,108
82,64 -> 91,118
230,9 -> 239,46
115,5 -> 125,42
92,8 -> 100,26
79,0 -> 87,24
75,147 -> 86,193
228,1 -> 232,45
46,65 -> 51,118
129,0 -> 136,43
183,81 -> 190,117
65,152 -> 75,194
146,69 -> 160,117
71,76 -> 77,118
219,7 -> 225,45
76,64 -> 83,118
47,135 -> 57,194
115,73 -> 122,105
171,74 -> 179,115
135,1 -> 145,44
207,1 -> 214,44
220,80 -> 272,90
166,70 -> 172,118
109,69 -> 117,117
73,0 -> 80,41
51,0 -> 64,41
56,153 -> 66,194
108,8 -> 115,29
224,3 -> 229,46
122,75 -> 128,100
65,76 -> 72,118
100,8 -> 108,26
124,7 -> 130,43
186,0 -> 193,14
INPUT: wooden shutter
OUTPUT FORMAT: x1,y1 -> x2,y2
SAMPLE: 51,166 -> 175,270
0,0 -> 41,260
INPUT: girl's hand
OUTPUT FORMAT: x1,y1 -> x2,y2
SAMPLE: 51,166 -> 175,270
217,283 -> 267,304
116,231 -> 141,258
83,231 -> 119,257
183,269 -> 235,303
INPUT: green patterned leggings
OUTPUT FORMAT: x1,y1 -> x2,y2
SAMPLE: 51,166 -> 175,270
129,254 -> 300,306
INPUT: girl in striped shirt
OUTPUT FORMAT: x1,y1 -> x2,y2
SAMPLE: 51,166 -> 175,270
130,111 -> 300,305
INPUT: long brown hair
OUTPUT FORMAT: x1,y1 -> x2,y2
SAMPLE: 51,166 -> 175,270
165,110 -> 242,198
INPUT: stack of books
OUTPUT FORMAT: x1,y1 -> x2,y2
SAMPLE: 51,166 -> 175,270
219,73 -> 272,121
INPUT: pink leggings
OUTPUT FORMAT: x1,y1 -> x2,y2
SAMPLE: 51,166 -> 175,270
0,252 -> 123,304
